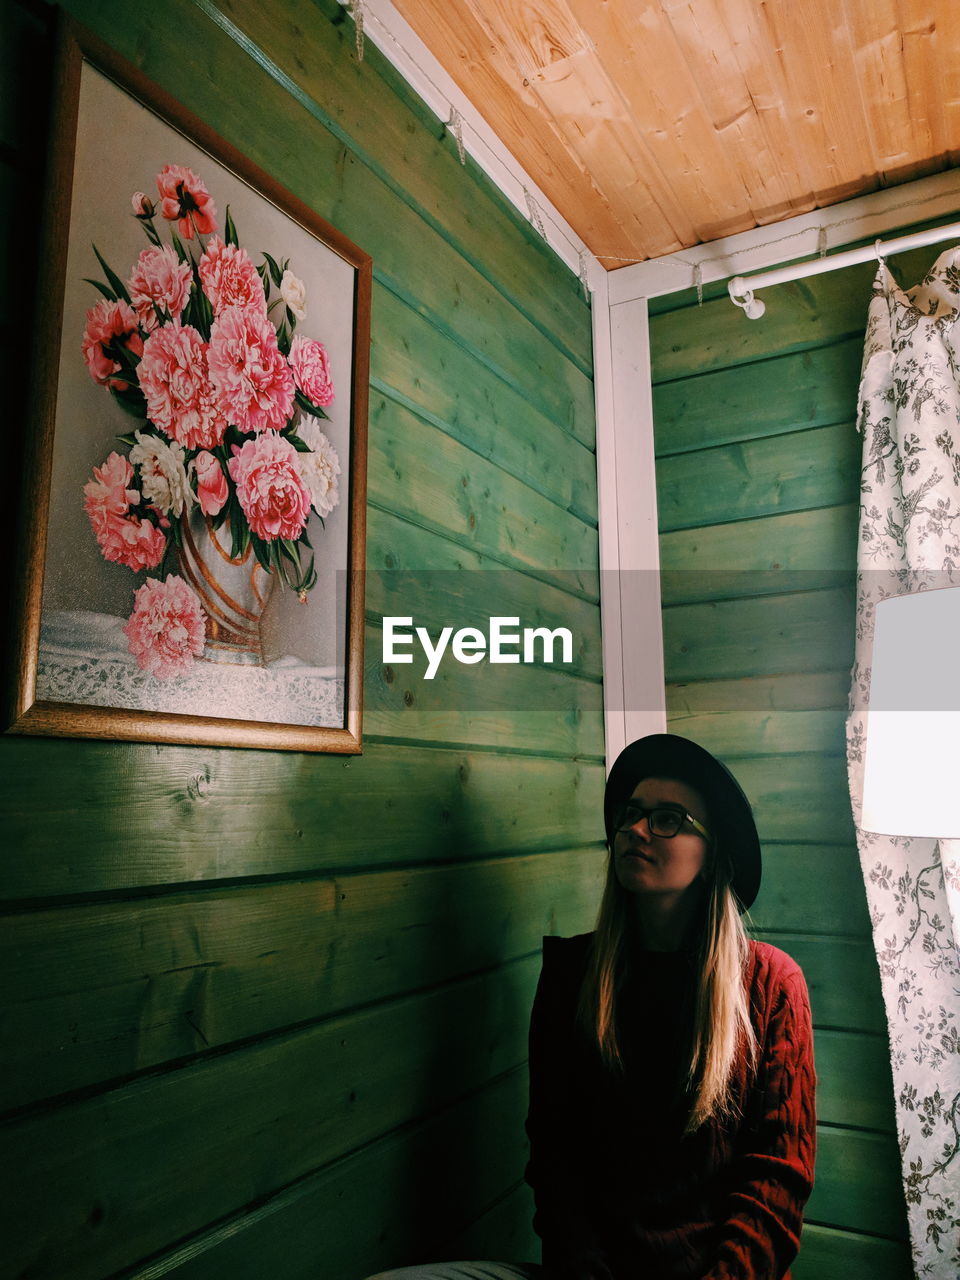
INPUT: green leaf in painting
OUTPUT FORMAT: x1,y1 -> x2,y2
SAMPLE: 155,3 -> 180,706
224,206 -> 239,247
294,388 -> 328,419
252,536 -> 272,573
92,244 -> 132,304
229,514 -> 243,559
278,538 -> 300,568
110,386 -> 149,418
83,277 -> 117,302
262,251 -> 283,286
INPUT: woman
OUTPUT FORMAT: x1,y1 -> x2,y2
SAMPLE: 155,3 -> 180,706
368,734 -> 816,1280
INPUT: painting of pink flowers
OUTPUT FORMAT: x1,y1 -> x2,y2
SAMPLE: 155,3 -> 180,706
10,39 -> 369,754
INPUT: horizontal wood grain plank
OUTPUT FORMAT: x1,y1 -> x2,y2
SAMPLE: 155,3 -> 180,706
366,509 -> 603,681
368,395 -> 599,591
1,848 -> 604,1109
724,755 -> 856,846
662,588 -> 855,683
372,285 -> 598,524
1,956 -> 542,1279
794,1222 -> 912,1279
812,1028 -> 897,1131
667,704 -> 846,758
659,506 -> 859,604
750,847 -> 872,940
127,1068 -> 533,1279
653,339 -> 864,456
364,625 -> 603,756
807,1127 -> 907,1238
656,423 -> 861,533
667,671 -> 851,718
0,741 -> 605,899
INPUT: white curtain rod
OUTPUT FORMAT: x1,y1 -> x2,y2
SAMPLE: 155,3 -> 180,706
727,218 -> 960,318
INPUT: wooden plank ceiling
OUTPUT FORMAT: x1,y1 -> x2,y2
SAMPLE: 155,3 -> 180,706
392,0 -> 960,268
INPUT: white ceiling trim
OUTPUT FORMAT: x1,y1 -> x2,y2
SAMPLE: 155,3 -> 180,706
610,167 -> 960,305
358,0 -> 600,287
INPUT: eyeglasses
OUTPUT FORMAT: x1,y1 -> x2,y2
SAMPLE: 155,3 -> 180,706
615,802 -> 711,842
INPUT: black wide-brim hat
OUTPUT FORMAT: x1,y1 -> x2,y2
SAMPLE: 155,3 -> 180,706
604,733 -> 762,911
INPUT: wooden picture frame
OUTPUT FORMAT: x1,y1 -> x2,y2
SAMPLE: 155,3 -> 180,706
6,16 -> 370,753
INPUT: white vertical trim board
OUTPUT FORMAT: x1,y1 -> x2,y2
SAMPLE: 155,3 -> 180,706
597,293 -> 667,762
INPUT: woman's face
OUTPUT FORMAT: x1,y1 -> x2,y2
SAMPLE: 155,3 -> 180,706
612,775 -> 711,901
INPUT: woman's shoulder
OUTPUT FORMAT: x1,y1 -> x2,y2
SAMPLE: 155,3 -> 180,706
543,930 -> 594,953
542,931 -> 594,962
540,932 -> 594,980
746,938 -> 809,999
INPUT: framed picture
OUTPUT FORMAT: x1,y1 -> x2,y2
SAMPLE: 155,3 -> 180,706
6,17 -> 370,753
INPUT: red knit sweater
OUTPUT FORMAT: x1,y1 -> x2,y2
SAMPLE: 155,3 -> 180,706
524,934 -> 817,1280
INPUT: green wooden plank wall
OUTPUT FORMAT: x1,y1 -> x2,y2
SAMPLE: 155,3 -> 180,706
648,243 -> 947,1280
0,1 -> 602,1275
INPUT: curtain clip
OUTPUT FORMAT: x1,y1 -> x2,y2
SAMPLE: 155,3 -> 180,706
729,286 -> 765,320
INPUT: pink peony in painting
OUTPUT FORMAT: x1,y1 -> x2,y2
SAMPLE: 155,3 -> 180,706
80,164 -> 341,677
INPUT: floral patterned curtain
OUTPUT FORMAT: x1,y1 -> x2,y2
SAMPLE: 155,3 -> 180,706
847,246 -> 960,1277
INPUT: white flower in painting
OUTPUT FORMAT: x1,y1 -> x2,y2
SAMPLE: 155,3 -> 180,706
280,269 -> 307,321
296,418 -> 340,518
129,430 -> 194,517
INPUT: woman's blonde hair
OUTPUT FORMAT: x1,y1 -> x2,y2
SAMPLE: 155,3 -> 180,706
579,840 -> 757,1134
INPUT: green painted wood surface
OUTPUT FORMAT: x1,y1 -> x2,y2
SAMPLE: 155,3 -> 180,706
653,338 -> 864,455
447,1180 -> 539,1271
371,285 -> 598,523
750,849 -> 872,939
60,0 -> 596,443
660,505 -> 859,603
2,955 -> 541,1278
807,1128 -> 909,1238
794,1225 -> 912,1280
366,509 -> 603,680
662,589 -> 855,683
368,395 -> 599,591
1,741 -> 605,898
666,703 -> 846,757
656,422 -> 862,532
667,670 -> 850,717
123,1069 -> 533,1279
364,626 -> 603,756
733,755 -> 856,845
2,848 -> 604,1109
812,1029 -> 898,1131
